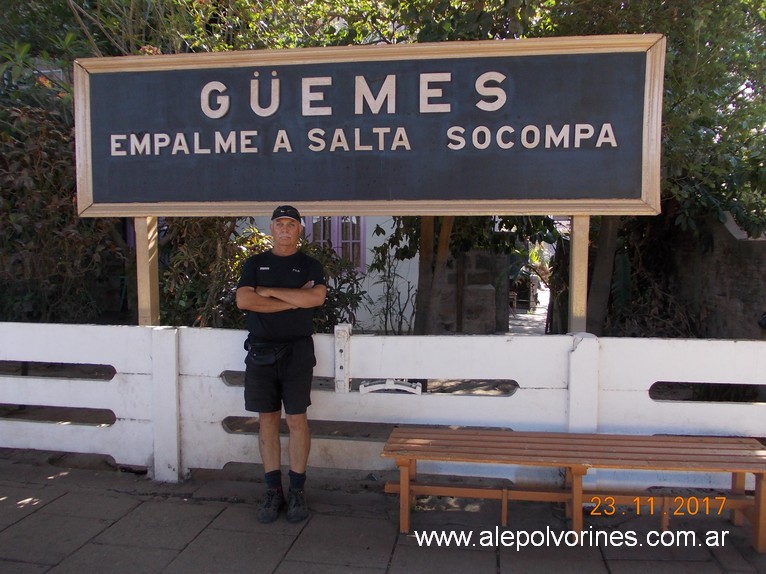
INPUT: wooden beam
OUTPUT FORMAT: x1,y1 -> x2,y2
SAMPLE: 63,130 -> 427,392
135,216 -> 160,326
569,215 -> 590,333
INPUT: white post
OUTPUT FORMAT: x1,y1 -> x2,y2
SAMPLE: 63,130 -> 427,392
568,333 -> 600,433
334,324 -> 352,392
568,332 -> 600,488
151,326 -> 181,482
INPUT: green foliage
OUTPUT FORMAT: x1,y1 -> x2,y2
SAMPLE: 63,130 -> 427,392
301,242 -> 369,333
159,217 -> 256,327
603,222 -> 697,338
0,103 -> 127,323
0,8 -> 129,324
0,1 -> 84,58
532,0 -> 765,237
534,0 -> 765,336
163,0 -> 540,51
370,215 -> 557,274
610,243 -> 632,314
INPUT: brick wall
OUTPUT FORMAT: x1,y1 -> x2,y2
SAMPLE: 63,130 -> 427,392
671,217 -> 766,340
435,250 -> 510,334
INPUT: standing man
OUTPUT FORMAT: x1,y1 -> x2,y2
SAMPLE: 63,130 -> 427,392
236,205 -> 327,523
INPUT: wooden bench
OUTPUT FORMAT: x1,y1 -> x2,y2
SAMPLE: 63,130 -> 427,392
381,427 -> 766,552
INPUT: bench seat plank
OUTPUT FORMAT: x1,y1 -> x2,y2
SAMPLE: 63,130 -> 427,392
384,429 -> 766,473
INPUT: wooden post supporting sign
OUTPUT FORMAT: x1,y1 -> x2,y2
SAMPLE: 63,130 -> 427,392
569,215 -> 590,333
135,216 -> 160,326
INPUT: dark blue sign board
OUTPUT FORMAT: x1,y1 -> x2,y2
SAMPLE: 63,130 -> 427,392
74,36 -> 665,216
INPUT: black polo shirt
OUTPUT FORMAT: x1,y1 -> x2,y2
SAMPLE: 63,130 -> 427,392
237,250 -> 326,342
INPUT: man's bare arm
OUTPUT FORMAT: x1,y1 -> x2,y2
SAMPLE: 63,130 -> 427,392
257,281 -> 327,309
236,286 -> 296,313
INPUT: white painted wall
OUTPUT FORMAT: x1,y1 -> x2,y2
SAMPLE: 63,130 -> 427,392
1,322 -> 764,491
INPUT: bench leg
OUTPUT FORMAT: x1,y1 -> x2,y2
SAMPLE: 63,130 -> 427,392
502,487 -> 508,527
569,467 -> 587,538
396,458 -> 413,534
660,496 -> 671,531
754,473 -> 766,553
732,472 -> 746,527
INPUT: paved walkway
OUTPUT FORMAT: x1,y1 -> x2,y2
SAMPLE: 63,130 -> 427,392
508,288 -> 549,335
1,448 -> 765,573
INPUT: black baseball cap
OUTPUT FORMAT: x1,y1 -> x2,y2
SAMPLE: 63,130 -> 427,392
271,205 -> 302,223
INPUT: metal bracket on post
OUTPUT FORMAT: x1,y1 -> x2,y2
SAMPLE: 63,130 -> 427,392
334,324 -> 351,392
359,379 -> 422,395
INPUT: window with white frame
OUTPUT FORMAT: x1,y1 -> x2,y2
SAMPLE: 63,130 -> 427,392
306,216 -> 365,269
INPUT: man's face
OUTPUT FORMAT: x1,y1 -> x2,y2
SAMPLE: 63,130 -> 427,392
270,217 -> 302,248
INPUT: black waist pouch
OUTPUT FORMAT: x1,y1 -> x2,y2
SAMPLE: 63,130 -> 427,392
244,340 -> 290,367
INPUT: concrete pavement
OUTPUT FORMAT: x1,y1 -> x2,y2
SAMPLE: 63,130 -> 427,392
1,448 -> 765,573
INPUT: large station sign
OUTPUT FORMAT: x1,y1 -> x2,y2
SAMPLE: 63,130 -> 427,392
74,35 -> 665,217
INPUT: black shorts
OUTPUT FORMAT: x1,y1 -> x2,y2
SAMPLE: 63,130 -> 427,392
244,337 -> 315,415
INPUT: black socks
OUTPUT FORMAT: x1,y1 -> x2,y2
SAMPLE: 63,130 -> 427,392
265,469 -> 306,491
288,470 -> 306,491
265,469 -> 282,492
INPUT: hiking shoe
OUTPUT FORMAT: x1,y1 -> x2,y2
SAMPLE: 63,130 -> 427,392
286,488 -> 309,523
257,488 -> 285,524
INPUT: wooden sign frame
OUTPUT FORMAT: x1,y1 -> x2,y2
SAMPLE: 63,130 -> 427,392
74,35 -> 666,218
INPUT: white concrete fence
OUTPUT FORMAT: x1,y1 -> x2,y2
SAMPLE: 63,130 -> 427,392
0,322 -> 764,490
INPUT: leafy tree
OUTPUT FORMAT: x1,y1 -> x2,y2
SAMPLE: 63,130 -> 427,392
158,217 -> 255,327
0,4 -> 129,323
531,0 -> 765,335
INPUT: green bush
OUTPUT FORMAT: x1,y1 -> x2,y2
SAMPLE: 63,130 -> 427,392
0,103 -> 128,323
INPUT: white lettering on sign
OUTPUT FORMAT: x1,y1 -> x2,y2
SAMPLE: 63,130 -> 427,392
446,124 -> 618,150
200,81 -> 230,119
199,70 -> 516,118
240,130 -> 259,153
302,76 -> 333,116
108,123 -> 616,157
111,134 -> 127,156
132,133 -> 150,154
596,124 -> 617,147
251,71 -> 280,117
355,75 -> 396,115
307,127 -> 411,152
193,132 -> 211,154
273,129 -> 292,153
419,72 -> 452,113
474,71 -> 507,112
215,131 -> 236,153
153,133 -> 171,155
